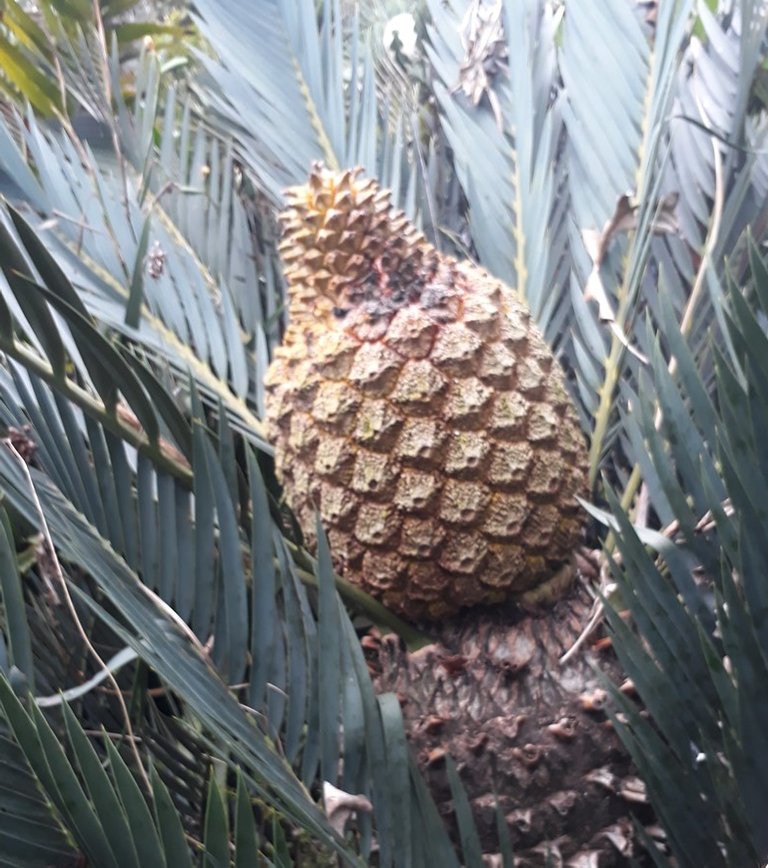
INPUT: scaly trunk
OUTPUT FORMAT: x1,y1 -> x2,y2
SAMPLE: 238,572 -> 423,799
372,579 -> 656,865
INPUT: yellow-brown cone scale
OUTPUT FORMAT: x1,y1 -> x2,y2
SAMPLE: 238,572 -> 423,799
265,164 -> 588,620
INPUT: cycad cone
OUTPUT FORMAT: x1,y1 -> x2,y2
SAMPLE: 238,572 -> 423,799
265,164 -> 588,620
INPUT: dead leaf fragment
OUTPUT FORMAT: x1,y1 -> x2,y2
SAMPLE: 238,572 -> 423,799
581,191 -> 679,363
322,781 -> 373,836
454,0 -> 507,129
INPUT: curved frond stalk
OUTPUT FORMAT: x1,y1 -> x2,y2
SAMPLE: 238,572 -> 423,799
607,1 -> 768,512
560,0 -> 694,483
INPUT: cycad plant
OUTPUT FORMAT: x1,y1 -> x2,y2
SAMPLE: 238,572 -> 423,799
0,0 -> 767,866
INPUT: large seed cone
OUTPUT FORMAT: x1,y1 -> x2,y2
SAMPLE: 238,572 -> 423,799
371,581 -> 654,865
265,164 -> 588,620
266,166 -> 651,861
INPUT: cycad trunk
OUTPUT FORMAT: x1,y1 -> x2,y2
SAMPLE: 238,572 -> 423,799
372,579 -> 653,865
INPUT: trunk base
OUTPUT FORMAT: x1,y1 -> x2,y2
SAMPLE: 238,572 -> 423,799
370,579 -> 660,865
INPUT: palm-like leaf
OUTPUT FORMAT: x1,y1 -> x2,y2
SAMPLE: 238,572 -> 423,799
424,0 -> 768,493
0,10 -> 450,864
0,354 -> 435,863
0,712 -> 77,867
192,0 -> 379,198
0,0 -> 191,119
1,0 -> 768,864
0,101 -> 270,453
600,241 -> 768,865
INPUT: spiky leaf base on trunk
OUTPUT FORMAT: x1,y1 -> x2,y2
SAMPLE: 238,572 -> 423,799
371,581 -> 654,865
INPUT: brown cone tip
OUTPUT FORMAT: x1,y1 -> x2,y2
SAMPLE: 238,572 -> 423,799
278,163 -> 439,332
266,164 -> 589,621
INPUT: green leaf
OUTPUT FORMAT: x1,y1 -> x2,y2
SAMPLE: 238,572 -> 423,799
61,704 -> 141,868
234,770 -> 261,868
191,386 -> 216,640
102,0 -> 143,17
27,281 -> 160,441
0,719 -> 74,866
0,38 -> 64,116
200,432 -> 248,683
28,701 -> 119,867
409,757 -> 460,868
150,763 -> 194,868
316,519 -> 341,785
118,349 -> 193,462
0,674 -> 120,868
341,614 -> 393,866
126,217 -> 152,329
113,22 -> 192,44
446,757 -> 483,868
0,452 -> 340,855
203,771 -> 229,868
103,737 -> 167,868
0,216 -> 67,376
6,206 -> 91,321
279,538 -> 311,764
247,450 -> 278,712
0,508 -> 34,690
1,1 -> 55,58
377,693 -> 411,867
